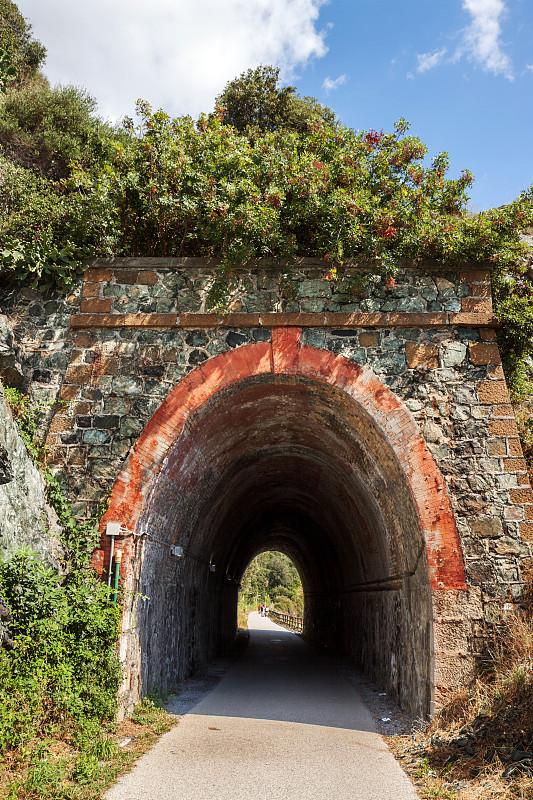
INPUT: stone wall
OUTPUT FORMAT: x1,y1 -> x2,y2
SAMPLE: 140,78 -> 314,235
1,258 -> 531,715
77,259 -> 475,315
0,258 -> 495,522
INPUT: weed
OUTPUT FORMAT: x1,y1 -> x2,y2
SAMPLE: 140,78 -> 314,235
388,614 -> 533,800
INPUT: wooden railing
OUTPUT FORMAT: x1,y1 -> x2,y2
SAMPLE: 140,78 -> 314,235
269,609 -> 303,633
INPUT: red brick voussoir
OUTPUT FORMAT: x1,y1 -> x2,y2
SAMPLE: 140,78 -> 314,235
97,328 -> 466,592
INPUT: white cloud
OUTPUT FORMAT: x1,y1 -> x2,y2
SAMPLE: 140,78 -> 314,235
322,73 -> 347,91
17,0 -> 330,121
416,47 -> 448,73
413,0 -> 513,80
460,0 -> 513,79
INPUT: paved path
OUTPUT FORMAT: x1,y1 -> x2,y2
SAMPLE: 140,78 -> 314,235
107,612 -> 419,800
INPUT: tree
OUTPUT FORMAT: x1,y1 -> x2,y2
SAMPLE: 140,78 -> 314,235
0,1 -> 46,85
239,551 -> 302,609
215,65 -> 336,140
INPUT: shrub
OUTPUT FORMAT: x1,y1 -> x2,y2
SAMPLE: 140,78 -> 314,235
0,82 -> 115,178
0,550 -> 121,754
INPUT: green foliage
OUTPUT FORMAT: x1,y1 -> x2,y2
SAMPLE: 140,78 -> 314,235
0,0 -> 46,84
491,221 -> 533,402
0,59 -> 530,315
0,45 -> 15,94
2,384 -> 48,463
239,551 -> 303,617
0,82 -> 116,178
215,64 -> 336,140
0,551 -> 121,754
64,103 -> 533,307
0,155 -> 90,292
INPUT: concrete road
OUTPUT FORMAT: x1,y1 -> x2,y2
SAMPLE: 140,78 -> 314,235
106,612 -> 419,800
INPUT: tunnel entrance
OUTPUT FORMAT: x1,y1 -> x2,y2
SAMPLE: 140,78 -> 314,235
104,334 -> 466,719
128,373 -> 438,717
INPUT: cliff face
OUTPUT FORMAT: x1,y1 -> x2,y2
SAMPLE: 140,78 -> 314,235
0,305 -> 67,566
0,386 -> 63,563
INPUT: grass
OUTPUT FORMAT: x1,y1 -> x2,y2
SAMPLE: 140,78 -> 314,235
0,696 -> 177,800
388,613 -> 533,800
237,603 -> 253,630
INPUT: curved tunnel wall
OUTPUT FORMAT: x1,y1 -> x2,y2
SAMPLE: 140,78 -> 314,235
105,330 -> 466,718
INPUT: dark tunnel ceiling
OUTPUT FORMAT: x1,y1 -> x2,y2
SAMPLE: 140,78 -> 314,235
142,373 -> 427,595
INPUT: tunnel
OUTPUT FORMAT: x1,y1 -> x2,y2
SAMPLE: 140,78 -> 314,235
129,369 -> 436,718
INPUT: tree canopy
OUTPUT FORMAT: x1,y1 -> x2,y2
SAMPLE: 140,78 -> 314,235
0,0 -> 46,85
239,551 -> 303,617
215,65 -> 336,140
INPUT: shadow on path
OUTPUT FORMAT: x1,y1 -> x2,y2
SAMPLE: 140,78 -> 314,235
176,612 -> 376,732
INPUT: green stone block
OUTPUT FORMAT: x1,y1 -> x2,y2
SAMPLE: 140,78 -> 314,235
90,459 -> 121,480
137,331 -> 160,344
383,338 -> 400,351
103,285 -> 125,297
257,275 -> 278,290
396,297 -> 426,312
162,274 -> 188,293
301,298 -> 326,313
83,429 -> 110,444
70,501 -> 87,518
443,342 -> 467,367
112,440 -> 131,458
112,376 -> 143,395
42,351 -> 68,370
185,330 -> 209,347
151,284 -> 171,298
444,299 -> 461,312
120,417 -> 145,437
304,329 -> 326,348
298,279 -> 332,298
177,291 -> 202,311
88,445 -> 109,457
372,352 -> 407,375
103,397 -> 130,415
360,298 -> 381,312
155,298 -> 175,312
347,348 -> 366,365
391,285 -> 410,298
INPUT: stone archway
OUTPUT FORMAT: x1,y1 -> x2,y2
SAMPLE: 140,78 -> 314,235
99,328 -> 466,717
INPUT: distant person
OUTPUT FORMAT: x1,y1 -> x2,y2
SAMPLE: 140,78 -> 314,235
265,606 -> 269,617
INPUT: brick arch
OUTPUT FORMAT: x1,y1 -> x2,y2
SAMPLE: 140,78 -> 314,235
101,327 -> 465,591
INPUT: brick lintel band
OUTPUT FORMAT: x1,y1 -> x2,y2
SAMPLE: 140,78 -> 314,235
70,311 -> 499,330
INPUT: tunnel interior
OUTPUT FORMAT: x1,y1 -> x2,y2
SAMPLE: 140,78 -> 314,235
134,373 -> 434,717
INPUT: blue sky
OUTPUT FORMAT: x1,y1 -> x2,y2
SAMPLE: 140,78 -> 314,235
17,0 -> 533,211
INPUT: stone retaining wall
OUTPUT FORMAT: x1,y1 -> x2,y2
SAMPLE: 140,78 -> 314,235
1,260 -> 531,616
1,257 -> 531,713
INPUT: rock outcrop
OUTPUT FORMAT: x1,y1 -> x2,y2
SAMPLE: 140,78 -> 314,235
0,386 -> 63,564
0,315 -> 23,389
